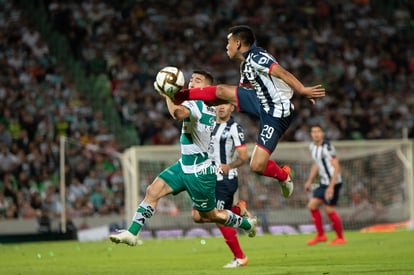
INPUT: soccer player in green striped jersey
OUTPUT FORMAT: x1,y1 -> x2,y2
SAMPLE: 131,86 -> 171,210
109,70 -> 257,247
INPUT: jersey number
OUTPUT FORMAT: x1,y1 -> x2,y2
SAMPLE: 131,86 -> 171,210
216,200 -> 225,210
260,125 -> 274,141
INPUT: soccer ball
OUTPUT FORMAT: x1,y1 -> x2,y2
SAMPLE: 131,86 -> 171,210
155,66 -> 185,98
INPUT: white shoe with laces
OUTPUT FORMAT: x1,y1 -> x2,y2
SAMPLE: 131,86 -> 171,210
109,229 -> 138,246
223,257 -> 248,268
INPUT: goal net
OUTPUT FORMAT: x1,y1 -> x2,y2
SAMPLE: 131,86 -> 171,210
121,139 -> 413,237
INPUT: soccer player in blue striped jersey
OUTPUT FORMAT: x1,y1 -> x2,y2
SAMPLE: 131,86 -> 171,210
110,70 -> 258,247
171,25 -> 326,199
209,102 -> 250,268
304,124 -> 346,245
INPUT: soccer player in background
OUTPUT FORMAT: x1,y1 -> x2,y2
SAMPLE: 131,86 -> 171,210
196,102 -> 251,268
171,25 -> 326,199
109,70 -> 258,247
304,124 -> 346,245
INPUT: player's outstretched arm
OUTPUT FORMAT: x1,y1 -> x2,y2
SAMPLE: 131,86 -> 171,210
300,85 -> 326,104
270,64 -> 325,104
161,93 -> 190,121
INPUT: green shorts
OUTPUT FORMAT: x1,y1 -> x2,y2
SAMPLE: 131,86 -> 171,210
158,161 -> 217,212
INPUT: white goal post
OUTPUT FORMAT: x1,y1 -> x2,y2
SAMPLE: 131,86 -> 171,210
119,139 -> 413,235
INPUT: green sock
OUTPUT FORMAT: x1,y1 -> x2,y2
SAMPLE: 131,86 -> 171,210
224,210 -> 251,229
128,201 -> 155,235
240,218 -> 252,230
128,222 -> 141,235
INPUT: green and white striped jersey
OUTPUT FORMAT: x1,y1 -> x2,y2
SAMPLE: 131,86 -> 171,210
180,100 -> 216,174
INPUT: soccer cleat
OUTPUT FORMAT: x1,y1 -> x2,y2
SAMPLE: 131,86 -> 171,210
327,238 -> 346,245
223,257 -> 248,268
307,235 -> 328,245
109,229 -> 138,246
279,165 -> 294,198
247,216 -> 258,238
236,200 -> 252,218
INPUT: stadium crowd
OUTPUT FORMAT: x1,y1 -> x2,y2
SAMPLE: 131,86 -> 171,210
0,0 -> 124,228
42,0 -> 414,143
0,0 -> 413,229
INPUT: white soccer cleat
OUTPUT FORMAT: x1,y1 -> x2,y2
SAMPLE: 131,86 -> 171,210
223,257 -> 248,268
247,216 -> 258,238
279,165 -> 294,198
109,229 -> 138,246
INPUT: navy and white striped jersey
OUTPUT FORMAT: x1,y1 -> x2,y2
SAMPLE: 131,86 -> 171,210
209,117 -> 246,181
309,139 -> 342,186
240,45 -> 294,118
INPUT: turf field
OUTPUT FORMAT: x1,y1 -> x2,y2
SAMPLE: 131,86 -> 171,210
1,230 -> 413,274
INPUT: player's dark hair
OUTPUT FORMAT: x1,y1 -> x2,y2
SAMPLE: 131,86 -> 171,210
193,70 -> 214,85
228,25 -> 256,46
310,124 -> 324,132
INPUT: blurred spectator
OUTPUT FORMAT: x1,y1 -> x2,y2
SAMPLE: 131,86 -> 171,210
0,144 -> 21,175
156,197 -> 179,216
41,0 -> 414,142
0,123 -> 12,147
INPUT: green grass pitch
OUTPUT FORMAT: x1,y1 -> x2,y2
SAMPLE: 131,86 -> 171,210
1,230 -> 414,274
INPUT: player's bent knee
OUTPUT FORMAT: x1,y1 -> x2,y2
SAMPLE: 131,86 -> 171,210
215,85 -> 225,97
308,200 -> 320,210
192,209 -> 203,223
216,85 -> 235,102
193,217 -> 203,223
250,162 -> 266,175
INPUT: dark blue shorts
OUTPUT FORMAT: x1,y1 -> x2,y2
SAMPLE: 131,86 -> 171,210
215,177 -> 238,210
313,183 -> 342,206
236,87 -> 294,153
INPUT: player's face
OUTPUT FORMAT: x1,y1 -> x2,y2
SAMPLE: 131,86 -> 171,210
310,126 -> 324,144
226,33 -> 239,60
215,103 -> 234,121
188,73 -> 209,89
